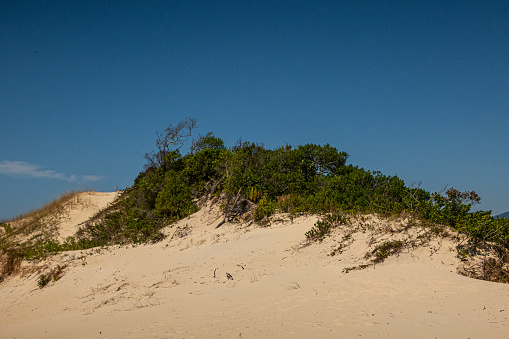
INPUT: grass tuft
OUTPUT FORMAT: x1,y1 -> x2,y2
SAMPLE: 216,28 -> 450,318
0,190 -> 91,283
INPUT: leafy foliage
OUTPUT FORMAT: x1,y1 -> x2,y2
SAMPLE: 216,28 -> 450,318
368,240 -> 405,263
305,214 -> 350,242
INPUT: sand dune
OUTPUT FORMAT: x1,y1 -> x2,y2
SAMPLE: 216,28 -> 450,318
1,195 -> 509,338
55,191 -> 119,241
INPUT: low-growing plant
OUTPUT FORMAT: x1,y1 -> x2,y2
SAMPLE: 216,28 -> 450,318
36,265 -> 65,289
38,274 -> 50,288
330,243 -> 345,256
305,214 -> 350,242
329,232 -> 354,256
368,240 -> 404,263
342,266 -> 357,273
254,196 -> 277,223
342,264 -> 370,273
2,223 -> 13,234
482,258 -> 509,283
0,247 -> 23,278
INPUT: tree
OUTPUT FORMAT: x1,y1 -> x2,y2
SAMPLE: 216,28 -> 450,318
297,144 -> 349,176
144,117 -> 197,170
190,132 -> 225,154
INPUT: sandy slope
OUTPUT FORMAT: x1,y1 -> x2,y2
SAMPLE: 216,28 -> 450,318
1,196 -> 509,338
4,191 -> 119,243
56,191 -> 119,241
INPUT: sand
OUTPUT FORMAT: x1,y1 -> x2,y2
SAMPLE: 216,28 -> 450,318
56,191 -> 119,241
1,194 -> 508,338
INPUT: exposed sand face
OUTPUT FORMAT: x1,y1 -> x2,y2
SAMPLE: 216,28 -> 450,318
1,197 -> 509,338
5,191 -> 119,242
56,191 -> 119,241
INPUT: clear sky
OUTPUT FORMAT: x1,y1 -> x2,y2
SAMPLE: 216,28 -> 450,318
1,0 -> 508,220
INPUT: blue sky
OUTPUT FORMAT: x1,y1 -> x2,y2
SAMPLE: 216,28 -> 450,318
1,0 -> 508,219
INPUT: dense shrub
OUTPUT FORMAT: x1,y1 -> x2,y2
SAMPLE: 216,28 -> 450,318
155,171 -> 197,219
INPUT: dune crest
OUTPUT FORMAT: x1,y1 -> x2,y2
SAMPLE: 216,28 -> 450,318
55,191 -> 120,241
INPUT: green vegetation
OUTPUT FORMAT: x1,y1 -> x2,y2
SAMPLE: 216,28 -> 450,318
1,118 -> 509,284
79,135 -> 418,244
37,265 -> 65,289
368,240 -> 405,264
305,214 -> 350,242
37,273 -> 50,289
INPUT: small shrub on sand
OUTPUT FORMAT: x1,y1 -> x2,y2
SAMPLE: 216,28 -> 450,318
37,274 -> 50,289
37,265 -> 66,289
305,214 -> 350,242
368,240 -> 404,263
0,248 -> 23,281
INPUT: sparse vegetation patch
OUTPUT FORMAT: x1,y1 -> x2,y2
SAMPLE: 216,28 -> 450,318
368,240 -> 405,264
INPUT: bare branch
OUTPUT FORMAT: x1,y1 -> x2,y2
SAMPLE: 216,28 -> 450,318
144,117 -> 198,170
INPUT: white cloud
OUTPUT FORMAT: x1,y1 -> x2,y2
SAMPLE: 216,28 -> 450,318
0,161 -> 102,182
80,175 -> 103,182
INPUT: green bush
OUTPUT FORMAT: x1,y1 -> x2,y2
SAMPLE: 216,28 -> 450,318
305,214 -> 350,242
369,240 -> 404,263
254,196 -> 277,222
456,212 -> 509,248
155,171 -> 197,219
37,274 -> 50,288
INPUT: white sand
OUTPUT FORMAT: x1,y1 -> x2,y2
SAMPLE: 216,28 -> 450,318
1,196 -> 508,338
56,191 -> 119,241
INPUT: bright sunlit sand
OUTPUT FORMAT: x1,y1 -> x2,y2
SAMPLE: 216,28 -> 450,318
1,193 -> 508,338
